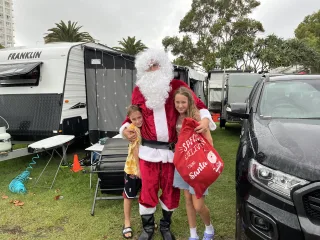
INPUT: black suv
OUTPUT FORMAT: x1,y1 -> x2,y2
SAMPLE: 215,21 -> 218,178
228,75 -> 320,240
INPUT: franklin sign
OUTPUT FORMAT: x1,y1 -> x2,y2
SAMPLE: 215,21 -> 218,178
8,51 -> 42,60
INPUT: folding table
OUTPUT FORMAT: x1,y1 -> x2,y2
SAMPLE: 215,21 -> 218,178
27,135 -> 75,189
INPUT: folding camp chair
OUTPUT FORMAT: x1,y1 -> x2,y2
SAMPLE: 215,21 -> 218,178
90,138 -> 129,216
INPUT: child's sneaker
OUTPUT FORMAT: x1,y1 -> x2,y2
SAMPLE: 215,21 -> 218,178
202,232 -> 214,240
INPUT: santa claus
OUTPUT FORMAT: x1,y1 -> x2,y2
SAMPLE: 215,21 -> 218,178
120,48 -> 215,240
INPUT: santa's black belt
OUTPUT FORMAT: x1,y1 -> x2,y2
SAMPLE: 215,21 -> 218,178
141,138 -> 175,150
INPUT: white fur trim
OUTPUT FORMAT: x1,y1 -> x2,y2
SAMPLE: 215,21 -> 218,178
153,106 -> 169,142
139,203 -> 156,215
119,122 -> 131,139
200,109 -> 217,131
139,145 -> 174,163
135,48 -> 173,73
159,198 -> 176,212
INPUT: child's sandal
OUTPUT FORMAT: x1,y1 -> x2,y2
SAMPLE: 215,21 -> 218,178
122,226 -> 133,239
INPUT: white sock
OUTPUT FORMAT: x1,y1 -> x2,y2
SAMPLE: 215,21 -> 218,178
190,227 -> 199,238
205,224 -> 214,234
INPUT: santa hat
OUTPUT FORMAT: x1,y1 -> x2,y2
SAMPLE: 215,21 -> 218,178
135,48 -> 173,74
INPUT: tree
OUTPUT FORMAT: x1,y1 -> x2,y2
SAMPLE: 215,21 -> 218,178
284,38 -> 320,71
239,35 -> 320,72
295,10 -> 320,52
113,36 -> 147,55
294,10 -> 320,72
0,44 -> 4,49
44,20 -> 95,43
172,56 -> 193,68
246,34 -> 288,72
162,0 -> 264,71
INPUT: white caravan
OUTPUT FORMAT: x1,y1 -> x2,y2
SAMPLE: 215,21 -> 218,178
0,42 -> 135,143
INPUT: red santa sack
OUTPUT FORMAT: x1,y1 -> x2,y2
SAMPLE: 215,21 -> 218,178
173,117 -> 224,198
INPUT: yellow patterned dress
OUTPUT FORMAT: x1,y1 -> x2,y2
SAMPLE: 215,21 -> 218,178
124,123 -> 141,177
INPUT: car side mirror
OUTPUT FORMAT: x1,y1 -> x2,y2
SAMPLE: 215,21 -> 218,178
226,103 -> 249,119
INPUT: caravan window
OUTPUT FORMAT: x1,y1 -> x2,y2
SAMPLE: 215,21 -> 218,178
0,62 -> 41,87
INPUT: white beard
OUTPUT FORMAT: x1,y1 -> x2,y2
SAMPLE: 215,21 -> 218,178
136,69 -> 173,110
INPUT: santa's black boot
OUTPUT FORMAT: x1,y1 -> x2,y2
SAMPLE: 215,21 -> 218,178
160,209 -> 176,240
138,214 -> 155,240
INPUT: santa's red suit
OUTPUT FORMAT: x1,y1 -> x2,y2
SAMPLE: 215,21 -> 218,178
120,79 -> 212,213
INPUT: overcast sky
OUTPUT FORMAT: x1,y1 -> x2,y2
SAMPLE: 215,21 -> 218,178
12,0 -> 320,49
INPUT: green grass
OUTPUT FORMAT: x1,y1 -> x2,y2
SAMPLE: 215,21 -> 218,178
12,144 -> 28,150
0,124 -> 241,240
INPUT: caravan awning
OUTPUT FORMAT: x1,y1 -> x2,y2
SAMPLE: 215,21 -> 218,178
0,62 -> 42,78
187,67 -> 206,81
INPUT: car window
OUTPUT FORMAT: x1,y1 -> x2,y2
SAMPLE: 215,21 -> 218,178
248,79 -> 263,109
259,80 -> 320,118
248,80 -> 260,101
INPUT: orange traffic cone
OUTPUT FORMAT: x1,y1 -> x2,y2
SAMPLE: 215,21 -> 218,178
71,154 -> 83,172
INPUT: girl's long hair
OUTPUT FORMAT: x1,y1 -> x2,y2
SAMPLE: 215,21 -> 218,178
174,87 -> 198,119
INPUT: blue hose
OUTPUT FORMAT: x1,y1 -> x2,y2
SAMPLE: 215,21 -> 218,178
9,154 -> 39,194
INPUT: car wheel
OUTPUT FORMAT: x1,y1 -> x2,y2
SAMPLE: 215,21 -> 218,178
235,207 -> 249,240
220,119 -> 226,128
